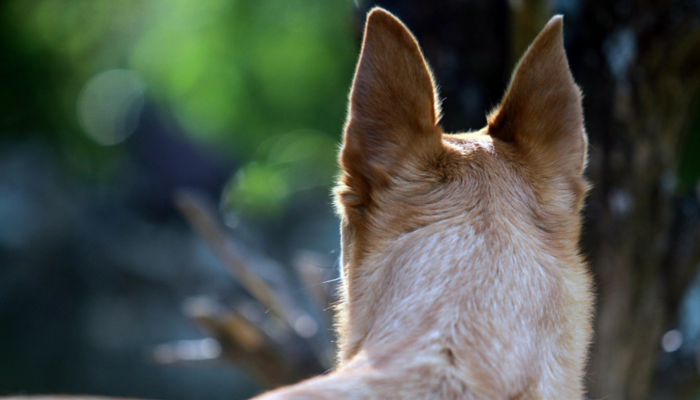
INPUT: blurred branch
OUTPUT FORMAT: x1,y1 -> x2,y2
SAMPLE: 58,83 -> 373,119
173,189 -> 333,387
174,190 -> 282,316
182,297 -> 309,388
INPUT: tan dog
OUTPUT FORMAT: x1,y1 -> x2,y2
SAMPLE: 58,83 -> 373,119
254,7 -> 593,400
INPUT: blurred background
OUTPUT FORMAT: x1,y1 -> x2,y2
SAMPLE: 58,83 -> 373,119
0,0 -> 699,399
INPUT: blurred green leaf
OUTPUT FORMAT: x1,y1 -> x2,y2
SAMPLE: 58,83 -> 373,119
5,0 -> 356,218
224,129 -> 338,219
224,162 -> 289,219
677,99 -> 700,194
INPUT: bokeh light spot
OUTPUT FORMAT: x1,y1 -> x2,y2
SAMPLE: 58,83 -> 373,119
661,329 -> 683,352
77,69 -> 145,146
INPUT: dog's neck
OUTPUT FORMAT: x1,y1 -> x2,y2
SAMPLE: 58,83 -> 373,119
340,205 -> 562,347
333,210 -> 582,398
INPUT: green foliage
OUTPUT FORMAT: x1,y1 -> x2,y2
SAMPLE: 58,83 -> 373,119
5,0 -> 356,218
677,98 -> 700,195
223,129 -> 339,218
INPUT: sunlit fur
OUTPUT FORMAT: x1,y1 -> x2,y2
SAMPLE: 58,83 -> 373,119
254,7 -> 593,400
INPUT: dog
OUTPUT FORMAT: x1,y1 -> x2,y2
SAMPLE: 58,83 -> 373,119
253,7 -> 593,400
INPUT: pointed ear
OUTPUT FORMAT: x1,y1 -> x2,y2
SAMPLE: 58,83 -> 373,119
488,16 -> 587,176
339,8 -> 442,212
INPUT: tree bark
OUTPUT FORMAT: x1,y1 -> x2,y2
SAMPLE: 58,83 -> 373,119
574,2 -> 700,398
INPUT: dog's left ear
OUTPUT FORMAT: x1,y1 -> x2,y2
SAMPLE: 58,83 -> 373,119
339,8 -> 442,214
488,16 -> 587,176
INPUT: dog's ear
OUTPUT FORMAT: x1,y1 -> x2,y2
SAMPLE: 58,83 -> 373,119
339,8 -> 442,213
488,16 -> 587,176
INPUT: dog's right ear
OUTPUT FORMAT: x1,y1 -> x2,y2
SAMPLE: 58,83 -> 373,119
338,8 -> 442,216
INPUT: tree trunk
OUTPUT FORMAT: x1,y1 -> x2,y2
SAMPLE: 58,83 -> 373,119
574,2 -> 700,398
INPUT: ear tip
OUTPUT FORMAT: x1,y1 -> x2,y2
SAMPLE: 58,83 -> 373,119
528,14 -> 565,52
366,7 -> 403,31
544,14 -> 565,36
549,14 -> 564,24
367,7 -> 395,21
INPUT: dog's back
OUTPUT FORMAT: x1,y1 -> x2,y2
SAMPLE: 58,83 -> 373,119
254,8 -> 593,400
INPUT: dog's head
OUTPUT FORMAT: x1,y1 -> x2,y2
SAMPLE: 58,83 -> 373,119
334,8 -> 588,365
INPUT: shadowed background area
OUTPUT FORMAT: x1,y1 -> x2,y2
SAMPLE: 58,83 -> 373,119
1,0 -> 700,399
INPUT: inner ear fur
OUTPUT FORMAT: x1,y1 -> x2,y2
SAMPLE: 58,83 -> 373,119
339,8 -> 443,213
487,16 -> 587,177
